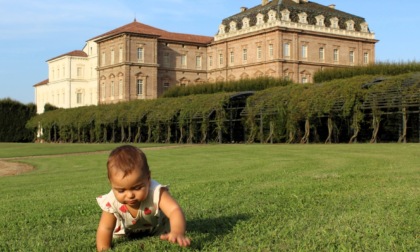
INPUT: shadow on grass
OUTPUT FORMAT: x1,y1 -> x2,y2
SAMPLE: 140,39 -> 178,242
187,214 -> 250,249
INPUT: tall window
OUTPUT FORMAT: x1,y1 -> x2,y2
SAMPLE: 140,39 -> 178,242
101,83 -> 105,100
111,81 -> 115,98
181,55 -> 187,67
283,43 -> 290,57
76,92 -> 83,104
209,56 -> 213,67
269,44 -> 274,58
230,51 -> 234,64
164,53 -> 170,67
243,48 -> 248,61
301,45 -> 308,59
364,52 -> 369,64
111,49 -> 115,64
257,46 -> 262,60
319,47 -> 325,61
119,80 -> 123,98
137,79 -> 143,95
333,49 -> 339,63
137,48 -> 144,63
101,52 -> 106,66
196,56 -> 202,69
349,51 -> 355,64
119,47 -> 123,63
219,53 -> 223,66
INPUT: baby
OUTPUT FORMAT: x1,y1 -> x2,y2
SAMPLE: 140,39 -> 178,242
96,145 -> 190,251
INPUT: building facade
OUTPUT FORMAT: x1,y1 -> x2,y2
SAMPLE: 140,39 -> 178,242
34,0 -> 377,112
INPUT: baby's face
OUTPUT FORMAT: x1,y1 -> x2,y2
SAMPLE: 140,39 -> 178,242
109,168 -> 150,208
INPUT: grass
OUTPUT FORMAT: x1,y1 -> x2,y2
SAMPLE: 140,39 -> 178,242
0,143 -> 418,251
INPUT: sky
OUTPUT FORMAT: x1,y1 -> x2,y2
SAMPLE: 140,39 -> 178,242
1,0 -> 419,105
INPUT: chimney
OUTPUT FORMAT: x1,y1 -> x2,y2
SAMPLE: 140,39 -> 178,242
262,0 -> 269,6
240,7 -> 248,12
329,4 -> 336,9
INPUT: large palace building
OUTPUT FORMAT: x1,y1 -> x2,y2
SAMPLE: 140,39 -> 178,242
34,0 -> 377,113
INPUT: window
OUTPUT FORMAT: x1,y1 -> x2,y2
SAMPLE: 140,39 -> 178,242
219,53 -> 223,66
77,67 -> 83,77
364,52 -> 369,64
137,79 -> 143,95
137,48 -> 144,63
283,43 -> 290,57
230,51 -> 234,64
76,92 -> 83,104
163,53 -> 170,67
243,48 -> 247,61
181,54 -> 187,67
101,83 -> 105,100
269,44 -> 274,58
319,47 -> 325,61
302,76 -> 308,84
257,46 -> 262,60
209,56 -> 213,67
333,49 -> 339,63
111,49 -> 115,64
196,56 -> 202,69
119,80 -> 123,98
301,45 -> 308,59
349,51 -> 355,64
119,47 -> 123,63
101,52 -> 106,66
111,81 -> 115,98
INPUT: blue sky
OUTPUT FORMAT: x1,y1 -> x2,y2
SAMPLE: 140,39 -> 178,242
1,0 -> 419,104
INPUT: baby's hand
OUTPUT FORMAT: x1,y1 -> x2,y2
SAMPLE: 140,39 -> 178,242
160,232 -> 191,247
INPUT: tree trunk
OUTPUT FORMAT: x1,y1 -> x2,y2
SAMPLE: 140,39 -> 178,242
300,118 -> 310,144
398,107 -> 407,143
325,117 -> 333,144
370,114 -> 380,143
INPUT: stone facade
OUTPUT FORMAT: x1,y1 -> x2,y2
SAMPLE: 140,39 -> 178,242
34,0 -> 377,111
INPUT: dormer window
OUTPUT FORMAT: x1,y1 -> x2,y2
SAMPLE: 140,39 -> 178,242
315,15 -> 325,27
346,20 -> 355,31
268,10 -> 277,22
360,22 -> 369,32
218,24 -> 226,34
230,21 -> 237,32
242,17 -> 250,28
298,12 -> 308,24
281,9 -> 290,22
330,17 -> 339,29
256,13 -> 265,25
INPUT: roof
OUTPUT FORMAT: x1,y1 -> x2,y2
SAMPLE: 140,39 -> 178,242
33,79 -> 49,87
47,50 -> 88,62
92,20 -> 213,45
222,0 -> 368,33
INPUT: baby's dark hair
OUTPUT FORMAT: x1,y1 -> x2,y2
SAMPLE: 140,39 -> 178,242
107,145 -> 150,179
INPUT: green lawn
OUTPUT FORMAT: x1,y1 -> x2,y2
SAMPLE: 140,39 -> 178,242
0,143 -> 418,251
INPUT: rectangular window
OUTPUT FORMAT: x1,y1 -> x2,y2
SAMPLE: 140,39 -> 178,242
137,48 -> 144,63
364,52 -> 369,64
111,81 -> 115,98
333,49 -> 339,62
319,47 -> 325,61
230,51 -> 234,64
101,52 -> 106,66
196,56 -> 202,69
77,67 -> 83,77
119,80 -> 123,98
164,53 -> 170,67
257,46 -> 262,60
119,47 -> 123,63
181,55 -> 187,67
243,48 -> 247,61
349,51 -> 355,64
76,93 -> 83,104
101,83 -> 105,100
137,79 -> 143,95
111,49 -> 115,64
283,43 -> 290,57
301,45 -> 307,59
219,53 -> 223,66
209,56 -> 213,67
269,44 -> 273,58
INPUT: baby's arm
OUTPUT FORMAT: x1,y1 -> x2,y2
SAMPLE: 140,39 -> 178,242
96,211 -> 117,251
159,189 -> 191,247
